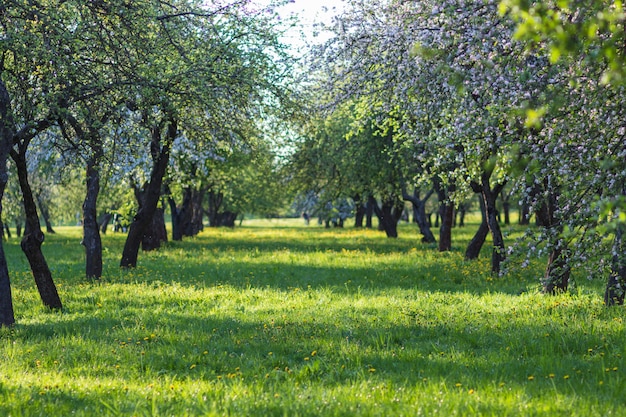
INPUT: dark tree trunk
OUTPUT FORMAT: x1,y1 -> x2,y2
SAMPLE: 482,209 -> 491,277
15,220 -> 22,238
11,149 -> 62,309
99,212 -> 113,234
605,219 -> 626,306
439,202 -> 454,251
121,119 -> 175,268
501,190 -> 511,225
480,173 -> 506,275
458,204 -> 466,227
142,206 -> 167,251
168,193 -> 183,241
4,222 -> 10,239
369,196 -> 403,238
402,188 -> 436,244
353,195 -> 365,228
207,190 -> 223,227
185,188 -> 205,236
519,202 -> 530,225
82,153 -> 103,279
465,196 -> 488,260
435,182 -> 454,252
36,194 -> 55,234
543,247 -> 570,294
365,199 -> 373,229
534,179 -> 570,294
0,81 -> 15,326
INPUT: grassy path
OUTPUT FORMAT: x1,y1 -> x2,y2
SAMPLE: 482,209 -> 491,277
0,223 -> 623,416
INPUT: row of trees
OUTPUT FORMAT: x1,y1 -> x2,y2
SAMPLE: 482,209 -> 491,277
288,0 -> 626,304
0,0 -> 296,326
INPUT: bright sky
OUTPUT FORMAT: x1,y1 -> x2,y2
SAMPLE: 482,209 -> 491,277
275,0 -> 345,50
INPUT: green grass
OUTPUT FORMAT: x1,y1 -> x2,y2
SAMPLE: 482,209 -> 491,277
0,221 -> 624,416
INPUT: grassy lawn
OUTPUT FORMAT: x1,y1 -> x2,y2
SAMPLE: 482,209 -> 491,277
0,221 -> 624,416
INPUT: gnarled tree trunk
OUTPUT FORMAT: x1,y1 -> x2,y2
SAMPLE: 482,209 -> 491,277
0,80 -> 15,326
605,216 -> 626,306
465,196 -> 488,260
83,152 -> 103,279
480,173 -> 506,274
11,148 -> 62,310
369,195 -> 403,238
120,118 -> 175,268
402,188 -> 436,244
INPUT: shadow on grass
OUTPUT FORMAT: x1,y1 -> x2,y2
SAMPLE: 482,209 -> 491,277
8,289 -> 623,416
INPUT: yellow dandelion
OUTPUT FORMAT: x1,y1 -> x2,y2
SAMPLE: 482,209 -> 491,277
548,373 -> 555,379
190,364 -> 196,369
455,383 -> 462,387
468,389 -> 475,394
528,376 -> 535,381
563,375 -> 570,380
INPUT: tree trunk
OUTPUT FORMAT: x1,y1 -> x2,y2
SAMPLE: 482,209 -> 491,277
120,119 -> 175,268
519,202 -> 530,225
370,196 -> 403,238
36,194 -> 55,234
0,81 -> 15,326
185,188 -> 205,236
605,222 -> 626,306
458,203 -> 466,227
480,173 -> 506,274
142,206 -> 167,251
100,212 -> 113,234
435,182 -> 454,252
365,199 -> 373,228
439,202 -> 454,251
402,188 -> 436,243
11,149 -> 62,309
465,196 -> 488,260
543,246 -> 570,294
168,194 -> 183,241
501,190 -> 511,225
535,179 -> 570,293
207,190 -> 223,227
353,195 -> 365,228
82,153 -> 103,279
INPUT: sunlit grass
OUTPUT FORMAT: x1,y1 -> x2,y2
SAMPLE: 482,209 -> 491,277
0,221 -> 622,416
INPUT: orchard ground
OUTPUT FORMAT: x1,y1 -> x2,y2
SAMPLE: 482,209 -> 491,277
0,219 -> 623,416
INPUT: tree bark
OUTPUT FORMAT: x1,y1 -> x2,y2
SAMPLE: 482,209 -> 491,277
142,206 -> 167,251
543,247 -> 570,294
82,152 -> 103,279
402,188 -> 436,243
36,194 -> 55,234
0,80 -> 15,326
353,195 -> 365,228
120,118 -> 175,268
439,202 -> 454,251
99,212 -> 113,234
365,199 -> 373,228
605,221 -> 626,306
534,179 -> 570,294
369,195 -> 403,238
11,149 -> 62,309
480,173 -> 506,274
435,181 -> 454,252
465,196 -> 488,260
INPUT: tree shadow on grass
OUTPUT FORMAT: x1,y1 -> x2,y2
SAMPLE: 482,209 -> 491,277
6,294 -> 624,416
